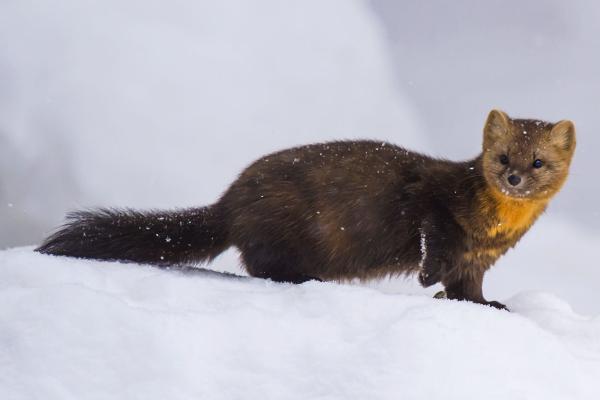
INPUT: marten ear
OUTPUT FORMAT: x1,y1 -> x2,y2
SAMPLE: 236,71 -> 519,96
484,109 -> 510,143
550,120 -> 576,154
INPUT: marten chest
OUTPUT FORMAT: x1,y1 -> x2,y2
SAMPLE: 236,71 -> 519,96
460,192 -> 547,266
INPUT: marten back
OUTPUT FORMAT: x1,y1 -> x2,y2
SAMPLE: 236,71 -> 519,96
220,140 -> 464,282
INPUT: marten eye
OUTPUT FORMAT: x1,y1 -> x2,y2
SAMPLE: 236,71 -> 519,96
533,159 -> 543,169
499,155 -> 509,165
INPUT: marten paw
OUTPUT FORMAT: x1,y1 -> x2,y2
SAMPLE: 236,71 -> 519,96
418,270 -> 441,287
434,291 -> 509,311
484,300 -> 509,311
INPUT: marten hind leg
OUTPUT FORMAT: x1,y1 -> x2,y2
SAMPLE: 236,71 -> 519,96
239,242 -> 321,284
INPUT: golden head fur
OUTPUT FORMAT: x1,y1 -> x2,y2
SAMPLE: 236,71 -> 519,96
482,109 -> 576,202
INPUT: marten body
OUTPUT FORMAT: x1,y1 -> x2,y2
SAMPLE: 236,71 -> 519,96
37,110 -> 576,309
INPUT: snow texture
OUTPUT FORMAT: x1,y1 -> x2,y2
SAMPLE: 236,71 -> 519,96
1,239 -> 599,400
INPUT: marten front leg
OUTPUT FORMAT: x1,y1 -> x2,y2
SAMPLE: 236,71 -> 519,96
442,268 -> 508,310
417,214 -> 457,287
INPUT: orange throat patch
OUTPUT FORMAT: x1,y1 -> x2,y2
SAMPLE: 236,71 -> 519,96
482,187 -> 548,238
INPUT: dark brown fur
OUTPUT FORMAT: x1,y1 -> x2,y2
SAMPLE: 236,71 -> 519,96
37,110 -> 576,309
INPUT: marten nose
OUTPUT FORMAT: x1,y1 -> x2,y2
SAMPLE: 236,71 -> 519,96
507,175 -> 521,186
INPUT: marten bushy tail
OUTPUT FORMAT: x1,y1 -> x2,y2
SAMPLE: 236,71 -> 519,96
36,205 -> 230,266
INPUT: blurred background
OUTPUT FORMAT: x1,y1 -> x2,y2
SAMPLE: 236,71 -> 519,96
1,1 -> 599,308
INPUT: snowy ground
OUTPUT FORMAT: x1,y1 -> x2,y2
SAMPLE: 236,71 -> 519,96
2,1 -> 599,398
1,217 -> 599,399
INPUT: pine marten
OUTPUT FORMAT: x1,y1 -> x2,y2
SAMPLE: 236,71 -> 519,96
37,110 -> 576,309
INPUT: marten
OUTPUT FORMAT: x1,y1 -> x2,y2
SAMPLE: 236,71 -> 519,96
37,110 -> 576,309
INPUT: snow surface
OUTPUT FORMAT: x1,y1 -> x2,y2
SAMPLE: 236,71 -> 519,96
1,1 -> 599,398
1,217 -> 600,399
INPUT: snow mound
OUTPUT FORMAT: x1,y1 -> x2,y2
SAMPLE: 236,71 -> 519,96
0,0 -> 423,248
1,248 -> 599,399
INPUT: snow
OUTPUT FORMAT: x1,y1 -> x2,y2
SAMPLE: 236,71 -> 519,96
1,217 -> 600,399
418,228 -> 427,269
0,0 -> 424,249
0,240 -> 599,399
1,1 -> 598,398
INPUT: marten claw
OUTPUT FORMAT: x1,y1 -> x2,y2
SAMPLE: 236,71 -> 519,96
485,300 -> 509,311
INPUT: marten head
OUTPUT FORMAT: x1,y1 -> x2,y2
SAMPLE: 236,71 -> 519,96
481,109 -> 576,201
